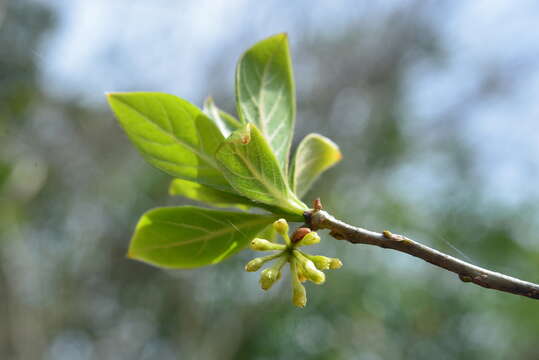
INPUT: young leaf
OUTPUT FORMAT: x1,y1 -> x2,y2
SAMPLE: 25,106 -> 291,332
203,96 -> 242,138
169,178 -> 253,209
216,124 -> 307,215
290,133 -> 342,198
128,206 -> 277,269
107,92 -> 232,191
235,33 -> 295,171
168,179 -> 304,221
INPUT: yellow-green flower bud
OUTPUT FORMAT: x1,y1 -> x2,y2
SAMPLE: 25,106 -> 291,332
245,257 -> 265,272
302,259 -> 326,284
249,238 -> 286,251
273,218 -> 289,235
329,258 -> 343,269
292,279 -> 307,308
245,253 -> 285,272
259,268 -> 280,290
295,261 -> 308,282
309,255 -> 331,270
259,257 -> 287,290
297,231 -> 320,246
290,258 -> 307,307
291,259 -> 307,307
293,250 -> 326,284
273,219 -> 291,245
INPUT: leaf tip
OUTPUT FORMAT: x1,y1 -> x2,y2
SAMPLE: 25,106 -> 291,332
105,92 -> 125,106
105,91 -> 120,99
267,33 -> 289,50
104,92 -> 115,104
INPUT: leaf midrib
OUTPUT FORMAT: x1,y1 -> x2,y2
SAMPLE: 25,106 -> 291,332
231,142 -> 290,205
138,216 -> 274,251
238,37 -> 290,158
115,96 -> 220,170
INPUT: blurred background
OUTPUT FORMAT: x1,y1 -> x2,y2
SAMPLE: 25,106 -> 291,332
2,0 -> 539,359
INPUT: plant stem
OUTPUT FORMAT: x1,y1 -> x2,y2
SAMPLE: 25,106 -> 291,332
305,209 -> 539,300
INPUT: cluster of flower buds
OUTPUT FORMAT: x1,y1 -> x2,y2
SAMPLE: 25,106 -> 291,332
245,218 -> 343,307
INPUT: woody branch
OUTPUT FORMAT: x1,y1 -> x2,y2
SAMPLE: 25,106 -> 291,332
304,202 -> 539,300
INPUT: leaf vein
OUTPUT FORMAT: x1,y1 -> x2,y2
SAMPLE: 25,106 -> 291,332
115,96 -> 219,169
140,217 -> 273,251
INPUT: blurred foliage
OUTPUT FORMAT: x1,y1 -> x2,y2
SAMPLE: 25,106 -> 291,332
1,1 -> 539,359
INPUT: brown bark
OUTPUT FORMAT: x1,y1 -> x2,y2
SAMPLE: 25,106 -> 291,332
306,209 -> 539,300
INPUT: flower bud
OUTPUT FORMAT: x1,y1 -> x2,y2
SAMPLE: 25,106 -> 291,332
273,219 -> 291,245
291,227 -> 311,243
295,263 -> 307,282
292,279 -> 307,308
329,258 -> 343,269
273,218 -> 289,236
259,268 -> 280,290
297,231 -> 320,246
302,259 -> 326,284
259,257 -> 287,290
309,255 -> 331,270
249,238 -> 286,251
245,253 -> 285,272
245,257 -> 265,272
291,259 -> 307,307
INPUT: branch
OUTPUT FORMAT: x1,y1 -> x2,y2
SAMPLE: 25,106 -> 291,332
305,208 -> 539,300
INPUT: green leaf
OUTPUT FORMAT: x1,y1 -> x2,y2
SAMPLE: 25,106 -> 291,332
216,124 -> 307,215
290,134 -> 342,198
257,224 -> 278,243
169,179 -> 304,221
128,206 -> 277,269
169,178 -> 253,209
203,96 -> 242,138
235,33 -> 295,172
107,92 -> 232,191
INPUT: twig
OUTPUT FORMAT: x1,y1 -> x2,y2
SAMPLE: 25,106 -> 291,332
305,208 -> 539,300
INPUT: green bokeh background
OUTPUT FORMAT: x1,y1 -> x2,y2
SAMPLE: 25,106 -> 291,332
2,1 -> 539,359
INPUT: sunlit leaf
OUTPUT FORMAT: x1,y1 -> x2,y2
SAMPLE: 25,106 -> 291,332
128,206 -> 277,268
290,133 -> 342,198
235,33 -> 295,171
169,178 -> 252,209
216,124 -> 307,215
203,96 -> 242,137
107,92 -> 232,191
